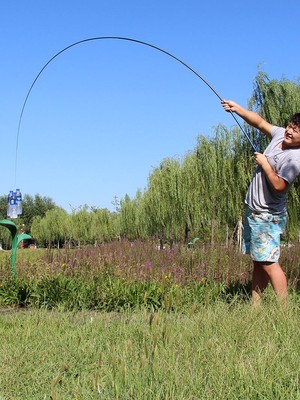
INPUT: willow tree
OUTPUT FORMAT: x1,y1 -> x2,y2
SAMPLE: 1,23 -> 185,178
137,127 -> 252,245
20,194 -> 57,234
187,127 -> 244,243
213,126 -> 244,239
192,134 -> 222,243
142,158 -> 185,246
180,150 -> 203,241
250,69 -> 300,125
31,216 -> 46,246
247,69 -> 300,152
90,208 -> 119,243
131,189 -> 148,239
119,192 -> 147,241
31,207 -> 69,248
69,206 -> 93,247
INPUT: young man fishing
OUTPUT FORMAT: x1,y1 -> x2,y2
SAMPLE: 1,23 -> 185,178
222,99 -> 300,304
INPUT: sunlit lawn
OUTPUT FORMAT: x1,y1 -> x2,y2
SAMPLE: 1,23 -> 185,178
1,297 -> 300,399
0,241 -> 300,398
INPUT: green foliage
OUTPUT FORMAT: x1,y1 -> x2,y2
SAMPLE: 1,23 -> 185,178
31,207 -> 69,247
119,192 -> 147,240
142,158 -> 185,242
0,274 -> 226,312
20,194 -> 57,231
250,68 -> 300,126
249,68 -> 300,152
0,240 -> 252,311
0,193 -> 57,248
91,207 -> 120,242
31,205 -> 121,247
1,238 -> 299,312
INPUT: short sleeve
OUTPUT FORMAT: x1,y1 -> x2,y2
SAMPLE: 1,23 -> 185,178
278,158 -> 300,184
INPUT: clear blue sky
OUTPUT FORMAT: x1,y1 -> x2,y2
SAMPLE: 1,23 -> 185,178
1,0 -> 300,212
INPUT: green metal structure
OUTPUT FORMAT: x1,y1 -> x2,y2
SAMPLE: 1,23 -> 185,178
0,219 -> 32,278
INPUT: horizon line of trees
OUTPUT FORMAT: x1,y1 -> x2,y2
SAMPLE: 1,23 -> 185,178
1,69 -> 300,249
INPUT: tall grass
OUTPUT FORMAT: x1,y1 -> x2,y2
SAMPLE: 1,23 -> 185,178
0,239 -> 300,310
0,297 -> 300,399
1,240 -> 300,398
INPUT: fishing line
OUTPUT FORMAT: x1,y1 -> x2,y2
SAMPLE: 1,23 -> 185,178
14,36 -> 256,184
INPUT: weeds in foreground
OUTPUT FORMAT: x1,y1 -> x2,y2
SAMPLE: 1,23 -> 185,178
0,298 -> 300,399
0,239 -> 299,310
0,241 -> 300,398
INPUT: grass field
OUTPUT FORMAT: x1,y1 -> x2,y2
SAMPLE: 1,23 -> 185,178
1,297 -> 300,399
0,241 -> 300,399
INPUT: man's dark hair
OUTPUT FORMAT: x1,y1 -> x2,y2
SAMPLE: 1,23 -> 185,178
290,113 -> 300,126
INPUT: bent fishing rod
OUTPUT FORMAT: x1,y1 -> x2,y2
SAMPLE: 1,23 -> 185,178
14,36 -> 256,183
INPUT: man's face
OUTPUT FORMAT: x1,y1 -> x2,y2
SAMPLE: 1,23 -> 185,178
283,123 -> 300,148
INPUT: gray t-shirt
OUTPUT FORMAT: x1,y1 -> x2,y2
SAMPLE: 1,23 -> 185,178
246,126 -> 300,214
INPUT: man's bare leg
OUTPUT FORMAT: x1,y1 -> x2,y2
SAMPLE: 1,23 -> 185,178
252,261 -> 270,305
252,261 -> 288,305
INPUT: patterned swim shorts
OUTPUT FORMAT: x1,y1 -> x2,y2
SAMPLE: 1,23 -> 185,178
243,206 -> 287,262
